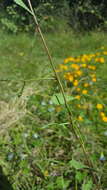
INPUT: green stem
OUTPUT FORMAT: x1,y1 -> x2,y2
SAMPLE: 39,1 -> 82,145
26,0 -> 100,188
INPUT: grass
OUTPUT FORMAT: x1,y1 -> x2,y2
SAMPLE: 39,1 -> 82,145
0,30 -> 107,189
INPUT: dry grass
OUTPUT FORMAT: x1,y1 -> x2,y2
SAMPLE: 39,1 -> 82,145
0,84 -> 35,133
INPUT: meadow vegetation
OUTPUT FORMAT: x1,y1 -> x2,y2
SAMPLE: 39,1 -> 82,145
0,29 -> 107,189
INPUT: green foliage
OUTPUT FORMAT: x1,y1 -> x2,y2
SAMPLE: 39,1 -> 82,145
68,0 -> 107,31
1,0 -> 107,33
0,0 -> 70,33
69,159 -> 86,170
1,18 -> 18,33
51,93 -> 75,105
0,31 -> 107,189
82,179 -> 93,190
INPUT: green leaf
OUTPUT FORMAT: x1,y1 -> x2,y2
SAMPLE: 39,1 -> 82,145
14,0 -> 33,15
56,176 -> 70,189
76,171 -> 85,183
69,159 -> 86,170
82,179 -> 93,190
51,93 -> 75,105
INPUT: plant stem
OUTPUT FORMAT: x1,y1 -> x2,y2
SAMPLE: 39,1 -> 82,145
27,0 -> 100,188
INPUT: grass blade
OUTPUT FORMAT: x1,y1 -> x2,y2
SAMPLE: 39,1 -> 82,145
14,0 -> 33,15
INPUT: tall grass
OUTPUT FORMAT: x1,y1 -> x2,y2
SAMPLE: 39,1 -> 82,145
0,27 -> 107,189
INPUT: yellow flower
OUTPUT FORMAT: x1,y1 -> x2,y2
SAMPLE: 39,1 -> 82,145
64,58 -> 69,64
103,51 -> 107,55
96,104 -> 103,110
84,83 -> 89,87
88,65 -> 96,70
76,88 -> 81,92
73,80 -> 78,86
71,64 -> 80,70
44,170 -> 49,177
92,77 -> 97,82
81,54 -> 91,62
100,112 -> 105,117
64,57 -> 75,64
91,66 -> 96,70
95,57 -> 105,63
64,73 -> 74,82
75,95 -> 80,100
76,70 -> 83,76
75,58 -> 81,62
78,116 -> 83,121
82,90 -> 88,95
81,63 -> 87,68
60,64 -> 68,70
102,116 -> 107,122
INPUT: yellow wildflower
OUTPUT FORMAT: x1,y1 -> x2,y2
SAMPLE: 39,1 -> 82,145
88,65 -> 96,70
64,73 -> 74,82
64,58 -> 69,64
92,77 -> 97,82
82,90 -> 88,95
102,116 -> 107,122
91,66 -> 96,70
59,64 -> 68,70
84,83 -> 89,87
100,57 -> 105,63
75,95 -> 80,100
75,58 -> 81,62
78,116 -> 83,121
81,57 -> 86,63
95,57 -> 105,63
73,80 -> 78,86
44,170 -> 49,177
81,63 -> 87,68
71,64 -> 80,70
96,104 -> 103,110
100,112 -> 105,117
64,57 -> 75,64
81,55 -> 88,62
76,70 -> 83,76
103,51 -> 107,55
